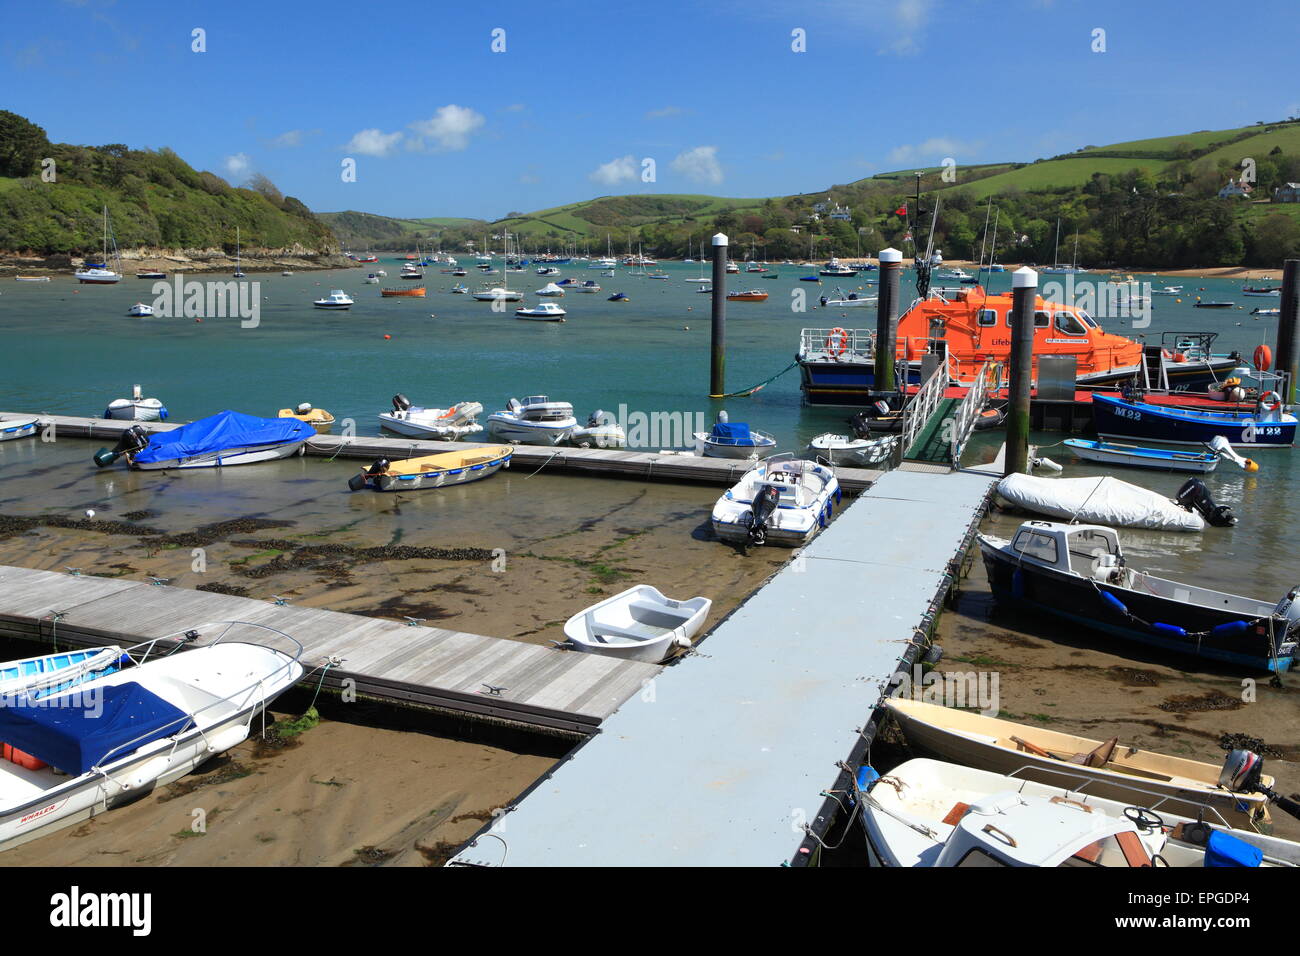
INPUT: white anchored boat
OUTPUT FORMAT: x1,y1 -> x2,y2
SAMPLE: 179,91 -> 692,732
313,289 -> 353,309
693,411 -> 777,459
486,396 -> 578,445
711,454 -> 841,547
806,432 -> 896,466
568,409 -> 627,448
378,394 -> 484,440
103,385 -> 168,422
0,415 -> 39,441
562,585 -> 712,663
73,206 -> 123,284
515,302 -> 566,321
0,622 -> 302,851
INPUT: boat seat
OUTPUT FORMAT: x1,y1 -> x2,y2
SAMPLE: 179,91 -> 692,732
1069,736 -> 1119,768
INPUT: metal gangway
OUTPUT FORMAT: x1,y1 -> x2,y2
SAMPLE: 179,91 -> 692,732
946,359 -> 1000,468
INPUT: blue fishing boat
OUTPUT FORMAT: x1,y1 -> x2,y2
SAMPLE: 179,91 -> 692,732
0,646 -> 128,699
1092,393 -> 1296,448
1063,439 -> 1220,473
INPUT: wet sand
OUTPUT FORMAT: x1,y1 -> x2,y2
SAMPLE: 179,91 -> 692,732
930,527 -> 1300,841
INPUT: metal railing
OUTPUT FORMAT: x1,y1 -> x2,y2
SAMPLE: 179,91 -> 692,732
797,327 -> 875,362
897,352 -> 950,461
948,359 -> 1000,468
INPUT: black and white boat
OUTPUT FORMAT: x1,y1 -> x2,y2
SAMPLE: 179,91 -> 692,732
979,520 -> 1298,672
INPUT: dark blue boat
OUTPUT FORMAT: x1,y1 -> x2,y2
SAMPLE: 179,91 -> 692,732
1092,393 -> 1296,448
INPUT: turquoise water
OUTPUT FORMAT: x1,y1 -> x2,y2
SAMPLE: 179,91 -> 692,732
0,262 -> 1282,454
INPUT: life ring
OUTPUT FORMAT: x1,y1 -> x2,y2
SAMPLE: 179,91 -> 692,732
1257,390 -> 1282,414
1254,344 -> 1272,371
825,327 -> 848,356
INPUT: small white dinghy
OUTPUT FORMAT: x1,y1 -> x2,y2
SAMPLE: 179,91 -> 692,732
997,473 -> 1205,532
104,384 -> 167,422
126,302 -> 153,317
712,454 -> 841,547
562,585 -> 711,663
567,409 -> 627,448
0,622 -> 303,851
378,394 -> 484,440
0,415 -> 39,442
806,432 -> 896,467
859,758 -> 1299,868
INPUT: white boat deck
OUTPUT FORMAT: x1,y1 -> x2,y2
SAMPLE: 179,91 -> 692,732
450,465 -> 997,866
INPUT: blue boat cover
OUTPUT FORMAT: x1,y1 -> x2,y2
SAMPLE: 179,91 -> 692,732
0,681 -> 191,776
711,422 -> 754,443
1204,829 -> 1263,868
134,410 -> 309,464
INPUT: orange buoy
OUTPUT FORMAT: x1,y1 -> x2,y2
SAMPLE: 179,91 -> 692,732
1254,343 -> 1272,371
383,334 -> 392,340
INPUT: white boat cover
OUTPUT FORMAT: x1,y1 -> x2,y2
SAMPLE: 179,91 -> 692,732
997,473 -> 1204,532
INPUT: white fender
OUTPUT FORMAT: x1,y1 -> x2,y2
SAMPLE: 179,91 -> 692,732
206,725 -> 249,755
121,755 -> 171,790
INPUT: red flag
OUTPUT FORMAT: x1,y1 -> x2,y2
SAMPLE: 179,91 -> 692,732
894,203 -> 908,216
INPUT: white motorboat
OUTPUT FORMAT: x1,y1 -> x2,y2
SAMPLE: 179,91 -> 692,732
806,432 -> 896,466
562,585 -> 712,664
819,288 -> 877,308
711,454 -> 841,547
126,302 -> 153,317
935,267 -> 973,281
572,280 -> 600,293
0,622 -> 303,851
536,266 -> 560,276
104,385 -> 168,422
996,473 -> 1206,532
73,206 -> 122,284
535,282 -> 565,297
281,270 -> 293,276
859,757 -> 1299,868
471,286 -> 524,302
364,273 -> 380,284
486,396 -> 578,445
313,289 -> 353,309
450,283 -> 469,294
0,415 -> 38,441
692,411 -> 777,459
378,394 -> 485,440
93,411 -> 312,470
14,275 -> 51,282
568,409 -> 627,448
515,302 -> 566,321
1152,285 -> 1184,296
818,257 -> 857,277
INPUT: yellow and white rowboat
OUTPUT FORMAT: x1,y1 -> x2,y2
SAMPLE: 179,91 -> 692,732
277,404 -> 336,434
349,445 -> 512,492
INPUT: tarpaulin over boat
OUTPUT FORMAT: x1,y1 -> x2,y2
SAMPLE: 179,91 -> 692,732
0,681 -> 191,776
997,473 -> 1205,533
134,411 -> 310,464
710,422 -> 754,443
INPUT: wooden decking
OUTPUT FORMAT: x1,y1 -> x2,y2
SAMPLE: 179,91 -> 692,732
0,565 -> 660,735
4,412 -> 884,493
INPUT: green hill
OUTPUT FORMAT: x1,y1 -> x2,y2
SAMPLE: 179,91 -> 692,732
0,110 -> 336,256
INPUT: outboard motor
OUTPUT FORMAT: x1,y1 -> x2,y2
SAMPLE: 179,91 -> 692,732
1175,477 -> 1237,527
1220,750 -> 1300,821
747,484 -> 781,546
587,409 -> 605,428
819,295 -> 829,308
391,393 -> 412,413
347,457 -> 390,492
93,425 -> 150,468
1275,586 -> 1300,636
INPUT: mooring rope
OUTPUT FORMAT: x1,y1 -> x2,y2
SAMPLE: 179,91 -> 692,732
708,360 -> 799,399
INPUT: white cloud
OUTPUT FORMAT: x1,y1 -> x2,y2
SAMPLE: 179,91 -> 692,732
887,137 -> 979,165
268,129 -> 307,148
888,0 -> 933,54
345,128 -> 404,157
670,146 -> 723,186
646,106 -> 683,119
223,153 -> 252,177
502,103 -> 526,113
589,155 -> 638,186
408,105 -> 486,152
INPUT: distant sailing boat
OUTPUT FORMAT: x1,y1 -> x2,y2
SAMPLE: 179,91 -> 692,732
233,226 -> 246,278
1041,218 -> 1085,274
74,206 -> 123,284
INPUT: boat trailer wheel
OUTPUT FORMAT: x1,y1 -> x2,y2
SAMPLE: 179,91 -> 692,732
1123,806 -> 1164,833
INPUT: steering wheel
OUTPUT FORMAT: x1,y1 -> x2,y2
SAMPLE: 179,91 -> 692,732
1124,806 -> 1164,832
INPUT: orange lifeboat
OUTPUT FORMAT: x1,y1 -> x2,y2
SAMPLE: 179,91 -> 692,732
381,286 -> 427,297
726,290 -> 769,302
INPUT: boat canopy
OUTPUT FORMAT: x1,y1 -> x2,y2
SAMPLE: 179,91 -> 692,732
711,422 -> 754,443
0,681 -> 191,775
134,411 -> 310,464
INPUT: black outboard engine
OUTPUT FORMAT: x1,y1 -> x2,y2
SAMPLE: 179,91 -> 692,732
93,425 -> 150,468
1220,749 -> 1300,821
747,484 -> 781,546
819,295 -> 828,308
347,457 -> 390,492
391,393 -> 412,413
1175,478 -> 1237,527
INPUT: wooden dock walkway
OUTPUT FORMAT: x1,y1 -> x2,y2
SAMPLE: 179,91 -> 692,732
0,565 -> 660,735
3,413 -> 884,493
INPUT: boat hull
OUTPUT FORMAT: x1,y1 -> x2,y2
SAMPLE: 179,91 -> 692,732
980,537 -> 1294,672
373,454 -> 508,491
486,417 -> 575,445
1093,394 -> 1297,448
0,418 -> 38,441
127,439 -> 308,470
1063,439 -> 1218,473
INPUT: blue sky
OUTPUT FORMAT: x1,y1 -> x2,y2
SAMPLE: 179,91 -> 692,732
5,0 -> 1298,219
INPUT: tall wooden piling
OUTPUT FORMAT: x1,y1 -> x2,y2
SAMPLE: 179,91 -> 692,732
874,248 -> 903,393
1005,266 -> 1038,476
710,232 -> 728,397
1277,259 -> 1300,405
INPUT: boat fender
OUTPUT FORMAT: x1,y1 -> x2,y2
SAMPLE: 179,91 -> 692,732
1254,344 -> 1272,372
1150,622 -> 1188,639
121,755 -> 172,791
1100,590 -> 1129,617
1210,620 -> 1249,638
206,725 -> 249,755
347,473 -> 368,492
673,633 -> 693,649
834,487 -> 842,504
1030,456 -> 1063,473
855,765 -> 881,792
